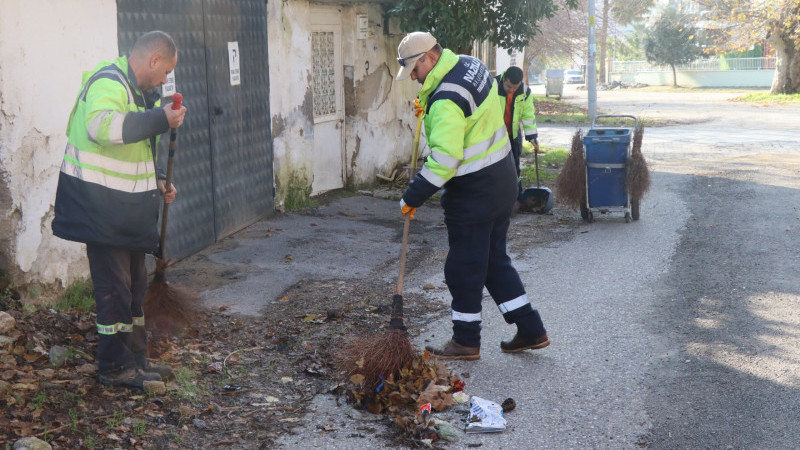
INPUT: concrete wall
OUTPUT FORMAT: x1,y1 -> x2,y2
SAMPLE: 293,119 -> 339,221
609,69 -> 775,88
340,4 -> 420,188
0,0 -> 117,289
267,0 -> 418,203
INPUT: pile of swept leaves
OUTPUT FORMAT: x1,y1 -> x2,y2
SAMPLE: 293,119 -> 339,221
344,349 -> 467,445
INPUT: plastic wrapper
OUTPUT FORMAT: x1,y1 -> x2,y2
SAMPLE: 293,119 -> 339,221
465,396 -> 507,433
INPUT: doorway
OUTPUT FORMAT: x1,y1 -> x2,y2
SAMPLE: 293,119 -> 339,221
310,6 -> 345,195
117,0 -> 274,258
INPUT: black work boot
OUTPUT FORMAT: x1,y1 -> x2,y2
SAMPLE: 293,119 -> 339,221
135,355 -> 175,381
500,333 -> 550,353
425,339 -> 480,361
97,368 -> 161,389
140,360 -> 175,381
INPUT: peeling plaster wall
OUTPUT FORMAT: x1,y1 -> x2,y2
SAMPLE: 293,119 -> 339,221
0,1 -> 117,287
267,0 -> 315,209
268,1 -> 420,198
340,5 -> 421,187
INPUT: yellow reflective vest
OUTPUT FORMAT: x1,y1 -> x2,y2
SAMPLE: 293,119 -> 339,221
53,55 -> 169,253
496,72 -> 538,141
402,49 -> 518,222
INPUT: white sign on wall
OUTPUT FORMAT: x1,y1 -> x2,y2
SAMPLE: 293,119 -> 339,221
356,14 -> 369,39
163,70 -> 176,96
228,41 -> 241,86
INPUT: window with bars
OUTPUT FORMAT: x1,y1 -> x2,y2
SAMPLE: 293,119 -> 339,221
312,31 -> 336,117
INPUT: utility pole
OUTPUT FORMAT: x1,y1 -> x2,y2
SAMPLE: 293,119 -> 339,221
588,0 -> 597,120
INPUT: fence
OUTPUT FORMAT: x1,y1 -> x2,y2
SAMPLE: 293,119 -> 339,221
611,57 -> 776,73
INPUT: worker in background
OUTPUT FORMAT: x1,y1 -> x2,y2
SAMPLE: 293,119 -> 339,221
495,66 -> 539,213
52,31 -> 187,389
395,32 -> 550,360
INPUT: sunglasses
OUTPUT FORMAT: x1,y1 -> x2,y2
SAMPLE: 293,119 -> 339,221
397,51 -> 425,67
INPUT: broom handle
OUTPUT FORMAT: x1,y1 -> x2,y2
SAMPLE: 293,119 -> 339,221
533,136 -> 541,188
395,112 -> 425,295
158,93 -> 183,261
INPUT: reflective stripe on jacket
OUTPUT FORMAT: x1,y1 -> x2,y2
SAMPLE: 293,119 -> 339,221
402,50 -> 517,223
52,56 -> 168,253
495,73 -> 538,141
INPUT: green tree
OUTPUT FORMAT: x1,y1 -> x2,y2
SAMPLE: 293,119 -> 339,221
695,0 -> 800,94
643,5 -> 702,87
599,0 -> 655,82
389,0 -> 579,54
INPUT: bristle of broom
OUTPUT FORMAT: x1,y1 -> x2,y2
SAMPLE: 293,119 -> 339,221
336,329 -> 416,390
143,260 -> 203,338
556,130 -> 587,209
626,122 -> 650,202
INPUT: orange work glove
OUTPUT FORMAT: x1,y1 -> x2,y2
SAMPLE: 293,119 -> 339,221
413,98 -> 424,118
533,137 -> 541,153
401,204 -> 416,219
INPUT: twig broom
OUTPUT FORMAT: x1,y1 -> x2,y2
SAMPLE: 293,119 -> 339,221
142,93 -> 201,337
336,112 -> 425,389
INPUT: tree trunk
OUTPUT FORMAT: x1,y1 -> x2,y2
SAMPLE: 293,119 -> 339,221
768,27 -> 799,94
599,0 -> 610,84
671,64 -> 677,87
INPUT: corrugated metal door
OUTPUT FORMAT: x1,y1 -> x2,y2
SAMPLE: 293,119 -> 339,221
117,0 -> 274,258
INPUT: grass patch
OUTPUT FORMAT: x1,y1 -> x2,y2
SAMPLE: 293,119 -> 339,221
54,280 -> 94,312
284,187 -> 317,211
631,86 -> 755,93
533,96 -> 663,127
520,147 -> 569,185
732,92 -> 800,103
172,367 -> 204,401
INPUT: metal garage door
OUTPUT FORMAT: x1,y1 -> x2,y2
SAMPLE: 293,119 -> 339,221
117,0 -> 274,258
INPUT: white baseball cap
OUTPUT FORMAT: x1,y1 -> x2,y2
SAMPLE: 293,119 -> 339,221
396,32 -> 437,81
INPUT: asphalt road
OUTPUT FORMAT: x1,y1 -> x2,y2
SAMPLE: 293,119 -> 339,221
195,85 -> 800,448
532,85 -> 800,449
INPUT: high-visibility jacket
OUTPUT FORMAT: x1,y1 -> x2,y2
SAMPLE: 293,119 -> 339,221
496,72 -> 538,141
52,55 -> 169,253
402,49 -> 517,222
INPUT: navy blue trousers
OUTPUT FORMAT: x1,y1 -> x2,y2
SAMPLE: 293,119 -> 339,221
444,215 -> 545,347
86,244 -> 148,374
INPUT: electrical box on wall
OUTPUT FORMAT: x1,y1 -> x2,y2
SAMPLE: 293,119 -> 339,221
357,14 -> 368,39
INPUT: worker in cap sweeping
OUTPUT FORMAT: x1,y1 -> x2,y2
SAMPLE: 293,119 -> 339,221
395,32 -> 550,360
52,30 -> 187,389
495,66 -> 539,213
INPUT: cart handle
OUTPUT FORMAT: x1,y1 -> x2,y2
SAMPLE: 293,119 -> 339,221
591,114 -> 638,130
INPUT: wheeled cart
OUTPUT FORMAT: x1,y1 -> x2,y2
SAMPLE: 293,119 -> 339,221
580,115 -> 640,223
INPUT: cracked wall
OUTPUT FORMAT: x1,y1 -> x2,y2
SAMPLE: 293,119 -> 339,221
0,1 -> 116,289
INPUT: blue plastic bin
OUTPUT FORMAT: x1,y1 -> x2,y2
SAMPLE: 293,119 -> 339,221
583,128 -> 630,208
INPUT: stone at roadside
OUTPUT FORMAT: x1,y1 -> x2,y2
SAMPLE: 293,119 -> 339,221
48,345 -> 69,367
143,380 -> 166,395
0,335 -> 15,347
0,311 -> 15,334
13,436 -> 52,450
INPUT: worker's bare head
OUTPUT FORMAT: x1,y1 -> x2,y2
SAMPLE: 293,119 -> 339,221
130,31 -> 178,92
396,32 -> 442,85
502,66 -> 523,94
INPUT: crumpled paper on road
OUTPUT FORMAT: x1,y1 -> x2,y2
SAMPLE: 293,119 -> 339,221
465,396 -> 507,433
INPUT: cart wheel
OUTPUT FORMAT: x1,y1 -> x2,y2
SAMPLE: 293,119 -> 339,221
631,199 -> 640,221
580,203 -> 589,221
625,212 -> 632,223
